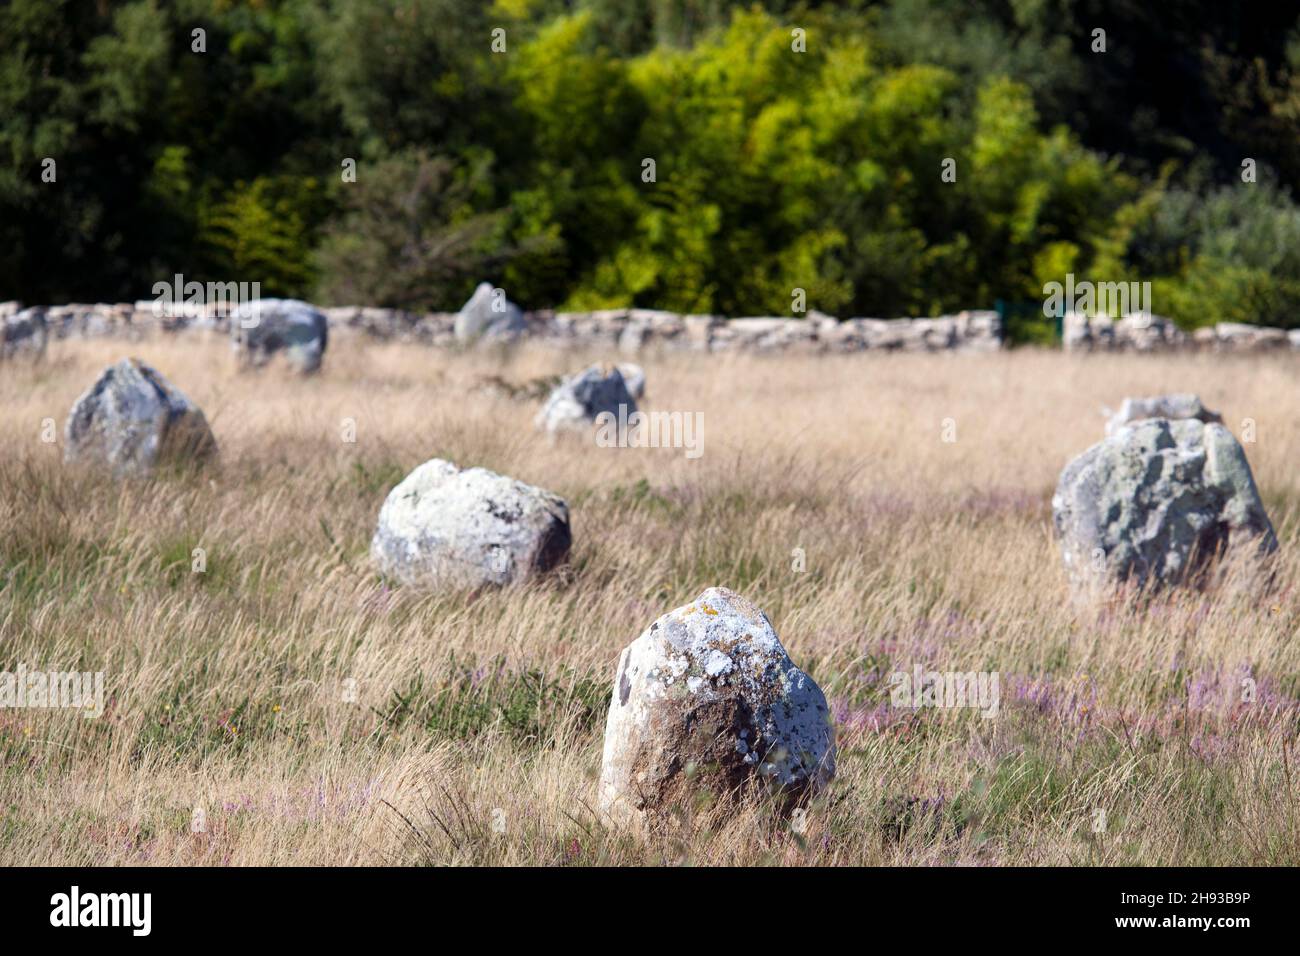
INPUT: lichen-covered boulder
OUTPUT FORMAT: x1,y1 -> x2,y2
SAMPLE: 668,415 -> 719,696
371,459 -> 571,589
1,307 -> 48,359
598,587 -> 836,830
64,359 -> 216,477
230,298 -> 328,373
616,363 -> 645,401
1104,393 -> 1221,436
535,364 -> 637,435
1052,418 -> 1276,594
453,282 -> 526,344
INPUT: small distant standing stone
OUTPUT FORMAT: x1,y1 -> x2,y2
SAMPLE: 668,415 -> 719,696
230,298 -> 329,374
1,307 -> 48,360
454,282 -> 527,344
535,364 -> 637,435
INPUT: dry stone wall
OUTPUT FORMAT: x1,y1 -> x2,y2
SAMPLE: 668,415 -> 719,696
1,300 -> 1003,354
6,299 -> 1300,354
1063,311 -> 1300,353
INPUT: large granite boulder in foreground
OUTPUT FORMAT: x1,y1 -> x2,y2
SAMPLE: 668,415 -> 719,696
1104,393 -> 1221,437
535,364 -> 637,435
1,307 -> 48,359
599,587 -> 836,831
1053,418 -> 1276,594
454,283 -> 526,344
64,359 -> 216,476
371,459 -> 571,589
230,298 -> 328,373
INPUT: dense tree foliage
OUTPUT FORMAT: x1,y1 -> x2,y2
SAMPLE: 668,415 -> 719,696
3,0 -> 1299,331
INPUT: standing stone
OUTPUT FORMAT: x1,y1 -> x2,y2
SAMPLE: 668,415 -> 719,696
454,282 -> 526,344
230,298 -> 328,373
371,459 -> 571,589
64,359 -> 217,477
535,364 -> 637,435
599,587 -> 836,831
1104,393 -> 1221,436
1052,418 -> 1276,594
1,307 -> 48,359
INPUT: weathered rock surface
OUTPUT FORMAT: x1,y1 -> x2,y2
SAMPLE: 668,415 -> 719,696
64,359 -> 216,476
535,364 -> 637,434
1,307 -> 48,359
1104,394 -> 1222,436
454,282 -> 526,344
598,587 -> 836,830
230,298 -> 328,373
1052,418 -> 1276,594
370,459 -> 571,589
616,363 -> 646,400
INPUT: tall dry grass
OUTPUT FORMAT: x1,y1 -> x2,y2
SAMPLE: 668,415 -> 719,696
1,336 -> 1298,865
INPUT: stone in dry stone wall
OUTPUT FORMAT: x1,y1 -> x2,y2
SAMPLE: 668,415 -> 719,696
1063,312 -> 1186,352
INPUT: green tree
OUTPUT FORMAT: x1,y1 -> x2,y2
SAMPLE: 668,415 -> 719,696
313,151 -> 509,310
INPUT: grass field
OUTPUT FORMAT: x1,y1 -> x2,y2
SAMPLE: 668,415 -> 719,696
2,336 -> 1299,866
